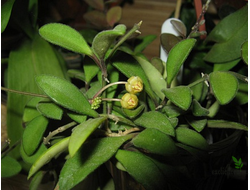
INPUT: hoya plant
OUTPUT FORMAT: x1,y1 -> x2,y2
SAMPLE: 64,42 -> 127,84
1,1 -> 247,190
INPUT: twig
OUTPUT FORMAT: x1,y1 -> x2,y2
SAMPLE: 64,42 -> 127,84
1,87 -> 48,98
43,122 -> 77,144
174,0 -> 182,19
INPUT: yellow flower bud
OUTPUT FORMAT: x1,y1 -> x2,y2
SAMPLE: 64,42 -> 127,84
125,76 -> 143,94
121,93 -> 138,109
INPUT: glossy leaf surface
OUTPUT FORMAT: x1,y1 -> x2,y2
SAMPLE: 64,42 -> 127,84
209,71 -> 239,105
69,116 -> 108,157
134,111 -> 175,136
59,136 -> 132,190
132,128 -> 177,156
36,75 -> 98,117
162,86 -> 192,110
22,115 -> 48,156
39,23 -> 93,56
166,38 -> 196,86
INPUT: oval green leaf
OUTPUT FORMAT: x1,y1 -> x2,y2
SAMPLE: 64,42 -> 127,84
207,120 -> 247,131
115,150 -> 166,190
92,24 -> 126,59
175,127 -> 208,150
59,136 -> 132,190
134,111 -> 175,137
241,41 -> 248,64
106,6 -> 122,27
166,38 -> 196,86
1,0 -> 16,33
134,55 -> 167,100
132,128 -> 177,156
122,104 -> 145,119
28,137 -> 70,179
23,97 -> 43,123
36,75 -> 98,117
162,86 -> 192,110
69,116 -> 108,157
1,156 -> 22,177
39,23 -> 93,56
37,101 -> 63,120
22,115 -> 49,156
209,71 -> 239,105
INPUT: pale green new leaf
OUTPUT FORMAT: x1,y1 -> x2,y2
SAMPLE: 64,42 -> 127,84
134,55 -> 166,100
39,23 -> 93,56
28,137 -> 70,179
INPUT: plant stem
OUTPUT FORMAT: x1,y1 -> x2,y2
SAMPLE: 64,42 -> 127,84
188,73 -> 209,88
1,87 -> 48,98
93,81 -> 127,99
43,122 -> 77,144
108,21 -> 142,58
1,140 -> 21,158
174,0 -> 182,19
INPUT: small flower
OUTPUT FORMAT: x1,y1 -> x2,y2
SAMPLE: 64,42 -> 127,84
125,76 -> 143,94
121,93 -> 138,109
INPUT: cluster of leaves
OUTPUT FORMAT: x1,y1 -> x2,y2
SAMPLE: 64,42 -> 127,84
1,1 -> 248,190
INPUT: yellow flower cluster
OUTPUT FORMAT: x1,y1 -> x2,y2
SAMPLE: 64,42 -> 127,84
121,76 -> 143,109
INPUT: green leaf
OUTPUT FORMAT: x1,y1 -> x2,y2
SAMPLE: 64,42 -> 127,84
175,127 -> 208,150
112,52 -> 157,101
39,23 -> 93,56
160,33 -> 182,54
132,128 -> 177,156
67,69 -> 85,82
213,59 -> 240,71
134,111 -> 175,137
115,150 -> 166,190
162,86 -> 192,110
36,75 -> 98,117
166,38 -> 196,86
151,57 -> 165,75
106,6 -> 122,27
209,71 -> 239,105
7,34 -> 66,157
106,64 -> 119,99
207,120 -> 247,131
59,136 -> 132,190
28,137 -> 70,179
22,115 -> 48,156
232,156 -> 238,163
92,24 -> 126,60
67,112 -> 87,123
83,56 -> 100,84
134,55 -> 167,100
192,99 -> 209,117
1,0 -> 16,33
29,171 -> 45,190
69,116 -> 108,157
134,35 -> 157,54
122,104 -> 145,119
163,104 -> 184,118
241,41 -> 248,64
20,143 -> 47,164
23,97 -> 43,123
185,115 -> 207,132
1,156 -> 22,177
37,100 -> 63,120
204,6 -> 248,63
